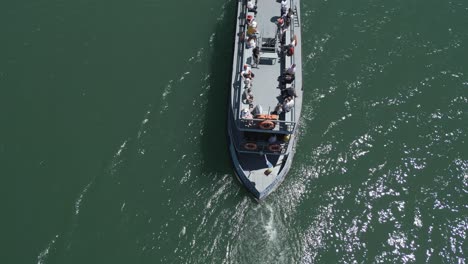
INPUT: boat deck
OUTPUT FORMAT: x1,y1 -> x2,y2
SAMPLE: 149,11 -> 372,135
228,0 -> 303,199
237,1 -> 301,124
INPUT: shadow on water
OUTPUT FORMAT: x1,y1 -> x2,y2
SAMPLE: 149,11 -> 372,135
200,0 -> 238,177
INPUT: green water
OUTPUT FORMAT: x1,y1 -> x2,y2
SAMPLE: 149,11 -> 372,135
1,0 -> 466,263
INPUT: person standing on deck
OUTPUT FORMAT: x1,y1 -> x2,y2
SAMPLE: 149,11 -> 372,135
252,46 -> 260,68
277,17 -> 289,44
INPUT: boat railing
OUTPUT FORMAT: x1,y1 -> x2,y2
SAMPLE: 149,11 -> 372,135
232,1 -> 248,119
237,117 -> 296,134
231,133 -> 290,155
285,0 -> 299,122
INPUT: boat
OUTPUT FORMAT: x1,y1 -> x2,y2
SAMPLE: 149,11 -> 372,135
228,0 -> 303,201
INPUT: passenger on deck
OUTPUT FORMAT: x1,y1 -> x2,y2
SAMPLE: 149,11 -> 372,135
241,108 -> 253,120
277,17 -> 287,44
244,88 -> 254,104
241,64 -> 255,81
281,86 -> 297,98
252,46 -> 260,68
282,73 -> 295,84
287,8 -> 294,20
244,77 -> 252,88
247,36 -> 257,49
283,34 -> 297,56
277,17 -> 285,29
247,21 -> 258,37
283,9 -> 293,28
246,15 -> 256,27
290,34 -> 298,46
272,103 -> 283,115
285,64 -> 296,75
278,16 -> 291,31
277,71 -> 295,88
281,0 -> 289,16
268,134 -> 277,143
247,0 -> 258,14
285,45 -> 294,56
282,96 -> 295,112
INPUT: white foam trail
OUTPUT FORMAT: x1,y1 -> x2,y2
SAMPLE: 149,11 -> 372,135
264,204 -> 277,241
110,139 -> 128,175
37,234 -> 59,264
115,140 -> 127,157
161,80 -> 173,99
209,33 -> 216,46
179,72 -> 191,82
137,108 -> 152,140
75,180 -> 93,215
160,71 -> 192,113
179,226 -> 186,237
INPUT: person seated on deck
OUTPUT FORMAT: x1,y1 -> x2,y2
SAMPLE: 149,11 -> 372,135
282,34 -> 297,56
281,86 -> 297,98
285,45 -> 294,56
272,103 -> 283,115
288,7 -> 294,17
246,36 -> 257,49
283,73 -> 295,84
243,88 -> 254,104
278,70 -> 295,85
268,134 -> 278,144
241,108 -> 253,119
246,15 -> 255,27
246,21 -> 258,37
282,96 -> 295,113
244,76 -> 253,88
241,64 -> 255,82
271,96 -> 294,115
285,63 -> 296,75
278,73 -> 294,84
240,108 -> 254,127
247,0 -> 258,14
242,63 -> 251,73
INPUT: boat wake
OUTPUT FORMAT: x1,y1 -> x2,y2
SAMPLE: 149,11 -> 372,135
36,234 -> 59,264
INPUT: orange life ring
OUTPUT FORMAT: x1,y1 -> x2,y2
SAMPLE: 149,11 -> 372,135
268,144 -> 282,152
244,142 -> 258,150
255,114 -> 279,120
259,120 -> 275,130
